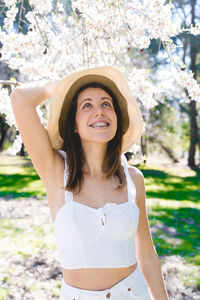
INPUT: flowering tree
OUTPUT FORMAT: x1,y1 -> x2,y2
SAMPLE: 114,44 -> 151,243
140,0 -> 200,167
0,0 -> 200,161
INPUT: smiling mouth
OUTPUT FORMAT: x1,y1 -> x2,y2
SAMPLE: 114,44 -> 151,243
89,122 -> 110,128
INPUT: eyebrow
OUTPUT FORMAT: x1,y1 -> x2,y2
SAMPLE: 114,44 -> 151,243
79,97 -> 113,106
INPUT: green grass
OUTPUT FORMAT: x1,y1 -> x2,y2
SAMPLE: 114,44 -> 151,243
139,164 -> 200,259
0,218 -> 55,256
141,166 -> 200,203
137,162 -> 200,287
0,155 -> 45,198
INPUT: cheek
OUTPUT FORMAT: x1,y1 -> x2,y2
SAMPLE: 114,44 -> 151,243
112,112 -> 118,135
75,112 -> 87,132
111,111 -> 117,126
75,112 -> 82,127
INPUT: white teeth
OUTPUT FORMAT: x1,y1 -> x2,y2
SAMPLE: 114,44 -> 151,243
90,122 -> 109,127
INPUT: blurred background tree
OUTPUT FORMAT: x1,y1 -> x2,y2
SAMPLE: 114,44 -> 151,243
143,0 -> 200,168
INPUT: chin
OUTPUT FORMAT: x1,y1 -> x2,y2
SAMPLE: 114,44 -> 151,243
81,134 -> 115,144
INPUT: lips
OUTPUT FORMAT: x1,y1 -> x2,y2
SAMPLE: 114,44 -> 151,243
89,121 -> 110,128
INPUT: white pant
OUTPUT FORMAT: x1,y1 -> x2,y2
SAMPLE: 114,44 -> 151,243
59,265 -> 152,300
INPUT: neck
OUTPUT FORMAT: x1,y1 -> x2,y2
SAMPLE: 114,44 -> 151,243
81,142 -> 107,180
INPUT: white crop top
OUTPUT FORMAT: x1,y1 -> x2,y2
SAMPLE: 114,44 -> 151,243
53,150 -> 139,269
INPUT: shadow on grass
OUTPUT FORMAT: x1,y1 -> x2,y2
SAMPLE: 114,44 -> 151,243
149,206 -> 200,266
0,173 -> 45,199
140,169 -> 200,203
138,167 -> 200,272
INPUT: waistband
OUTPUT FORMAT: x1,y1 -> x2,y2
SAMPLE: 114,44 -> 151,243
60,265 -> 141,300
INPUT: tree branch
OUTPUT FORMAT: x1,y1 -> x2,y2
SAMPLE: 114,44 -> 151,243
18,0 -> 24,33
0,80 -> 20,87
148,136 -> 179,163
32,13 -> 47,46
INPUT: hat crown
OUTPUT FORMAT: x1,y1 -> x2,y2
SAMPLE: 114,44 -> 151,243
48,66 -> 143,152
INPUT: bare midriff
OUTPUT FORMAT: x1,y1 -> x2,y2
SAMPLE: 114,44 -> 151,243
62,262 -> 137,291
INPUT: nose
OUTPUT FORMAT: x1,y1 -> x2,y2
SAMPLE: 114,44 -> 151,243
94,105 -> 104,116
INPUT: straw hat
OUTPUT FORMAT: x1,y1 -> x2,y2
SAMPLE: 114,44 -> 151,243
47,66 -> 143,153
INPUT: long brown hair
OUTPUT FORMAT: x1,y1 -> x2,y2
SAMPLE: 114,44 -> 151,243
62,82 -> 126,193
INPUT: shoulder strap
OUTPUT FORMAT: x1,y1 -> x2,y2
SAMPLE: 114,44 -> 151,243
121,153 -> 136,203
57,150 -> 73,203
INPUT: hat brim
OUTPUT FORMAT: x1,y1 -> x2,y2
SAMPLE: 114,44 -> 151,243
47,66 -> 143,153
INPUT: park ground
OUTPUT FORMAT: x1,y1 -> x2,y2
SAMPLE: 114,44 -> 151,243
0,153 -> 199,300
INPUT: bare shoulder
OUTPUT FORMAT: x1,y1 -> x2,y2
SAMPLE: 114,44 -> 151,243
128,166 -> 144,185
128,166 -> 145,205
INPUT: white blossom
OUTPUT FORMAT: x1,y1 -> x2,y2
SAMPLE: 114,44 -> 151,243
29,0 -> 52,13
0,87 -> 17,127
174,69 -> 200,102
36,106 -> 48,127
189,24 -> 200,36
5,0 -> 16,6
128,69 -> 158,108
8,135 -> 22,156
3,5 -> 18,33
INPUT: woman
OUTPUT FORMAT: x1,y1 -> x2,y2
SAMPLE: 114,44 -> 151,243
11,66 -> 169,300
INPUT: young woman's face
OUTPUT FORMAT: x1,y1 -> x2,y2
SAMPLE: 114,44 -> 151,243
75,87 -> 117,145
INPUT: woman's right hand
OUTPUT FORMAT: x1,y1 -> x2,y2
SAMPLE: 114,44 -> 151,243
11,80 -> 60,107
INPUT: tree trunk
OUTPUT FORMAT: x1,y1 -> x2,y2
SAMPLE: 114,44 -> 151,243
0,115 -> 9,151
0,126 -> 7,151
19,143 -> 26,156
188,0 -> 199,168
188,100 -> 198,167
141,135 -> 147,164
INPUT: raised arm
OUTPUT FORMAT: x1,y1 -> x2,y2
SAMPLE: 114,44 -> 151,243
10,80 -> 59,185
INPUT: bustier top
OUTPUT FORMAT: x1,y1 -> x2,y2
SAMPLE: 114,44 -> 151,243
53,150 -> 139,269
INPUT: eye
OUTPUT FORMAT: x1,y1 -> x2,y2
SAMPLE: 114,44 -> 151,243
102,101 -> 111,108
82,102 -> 92,109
